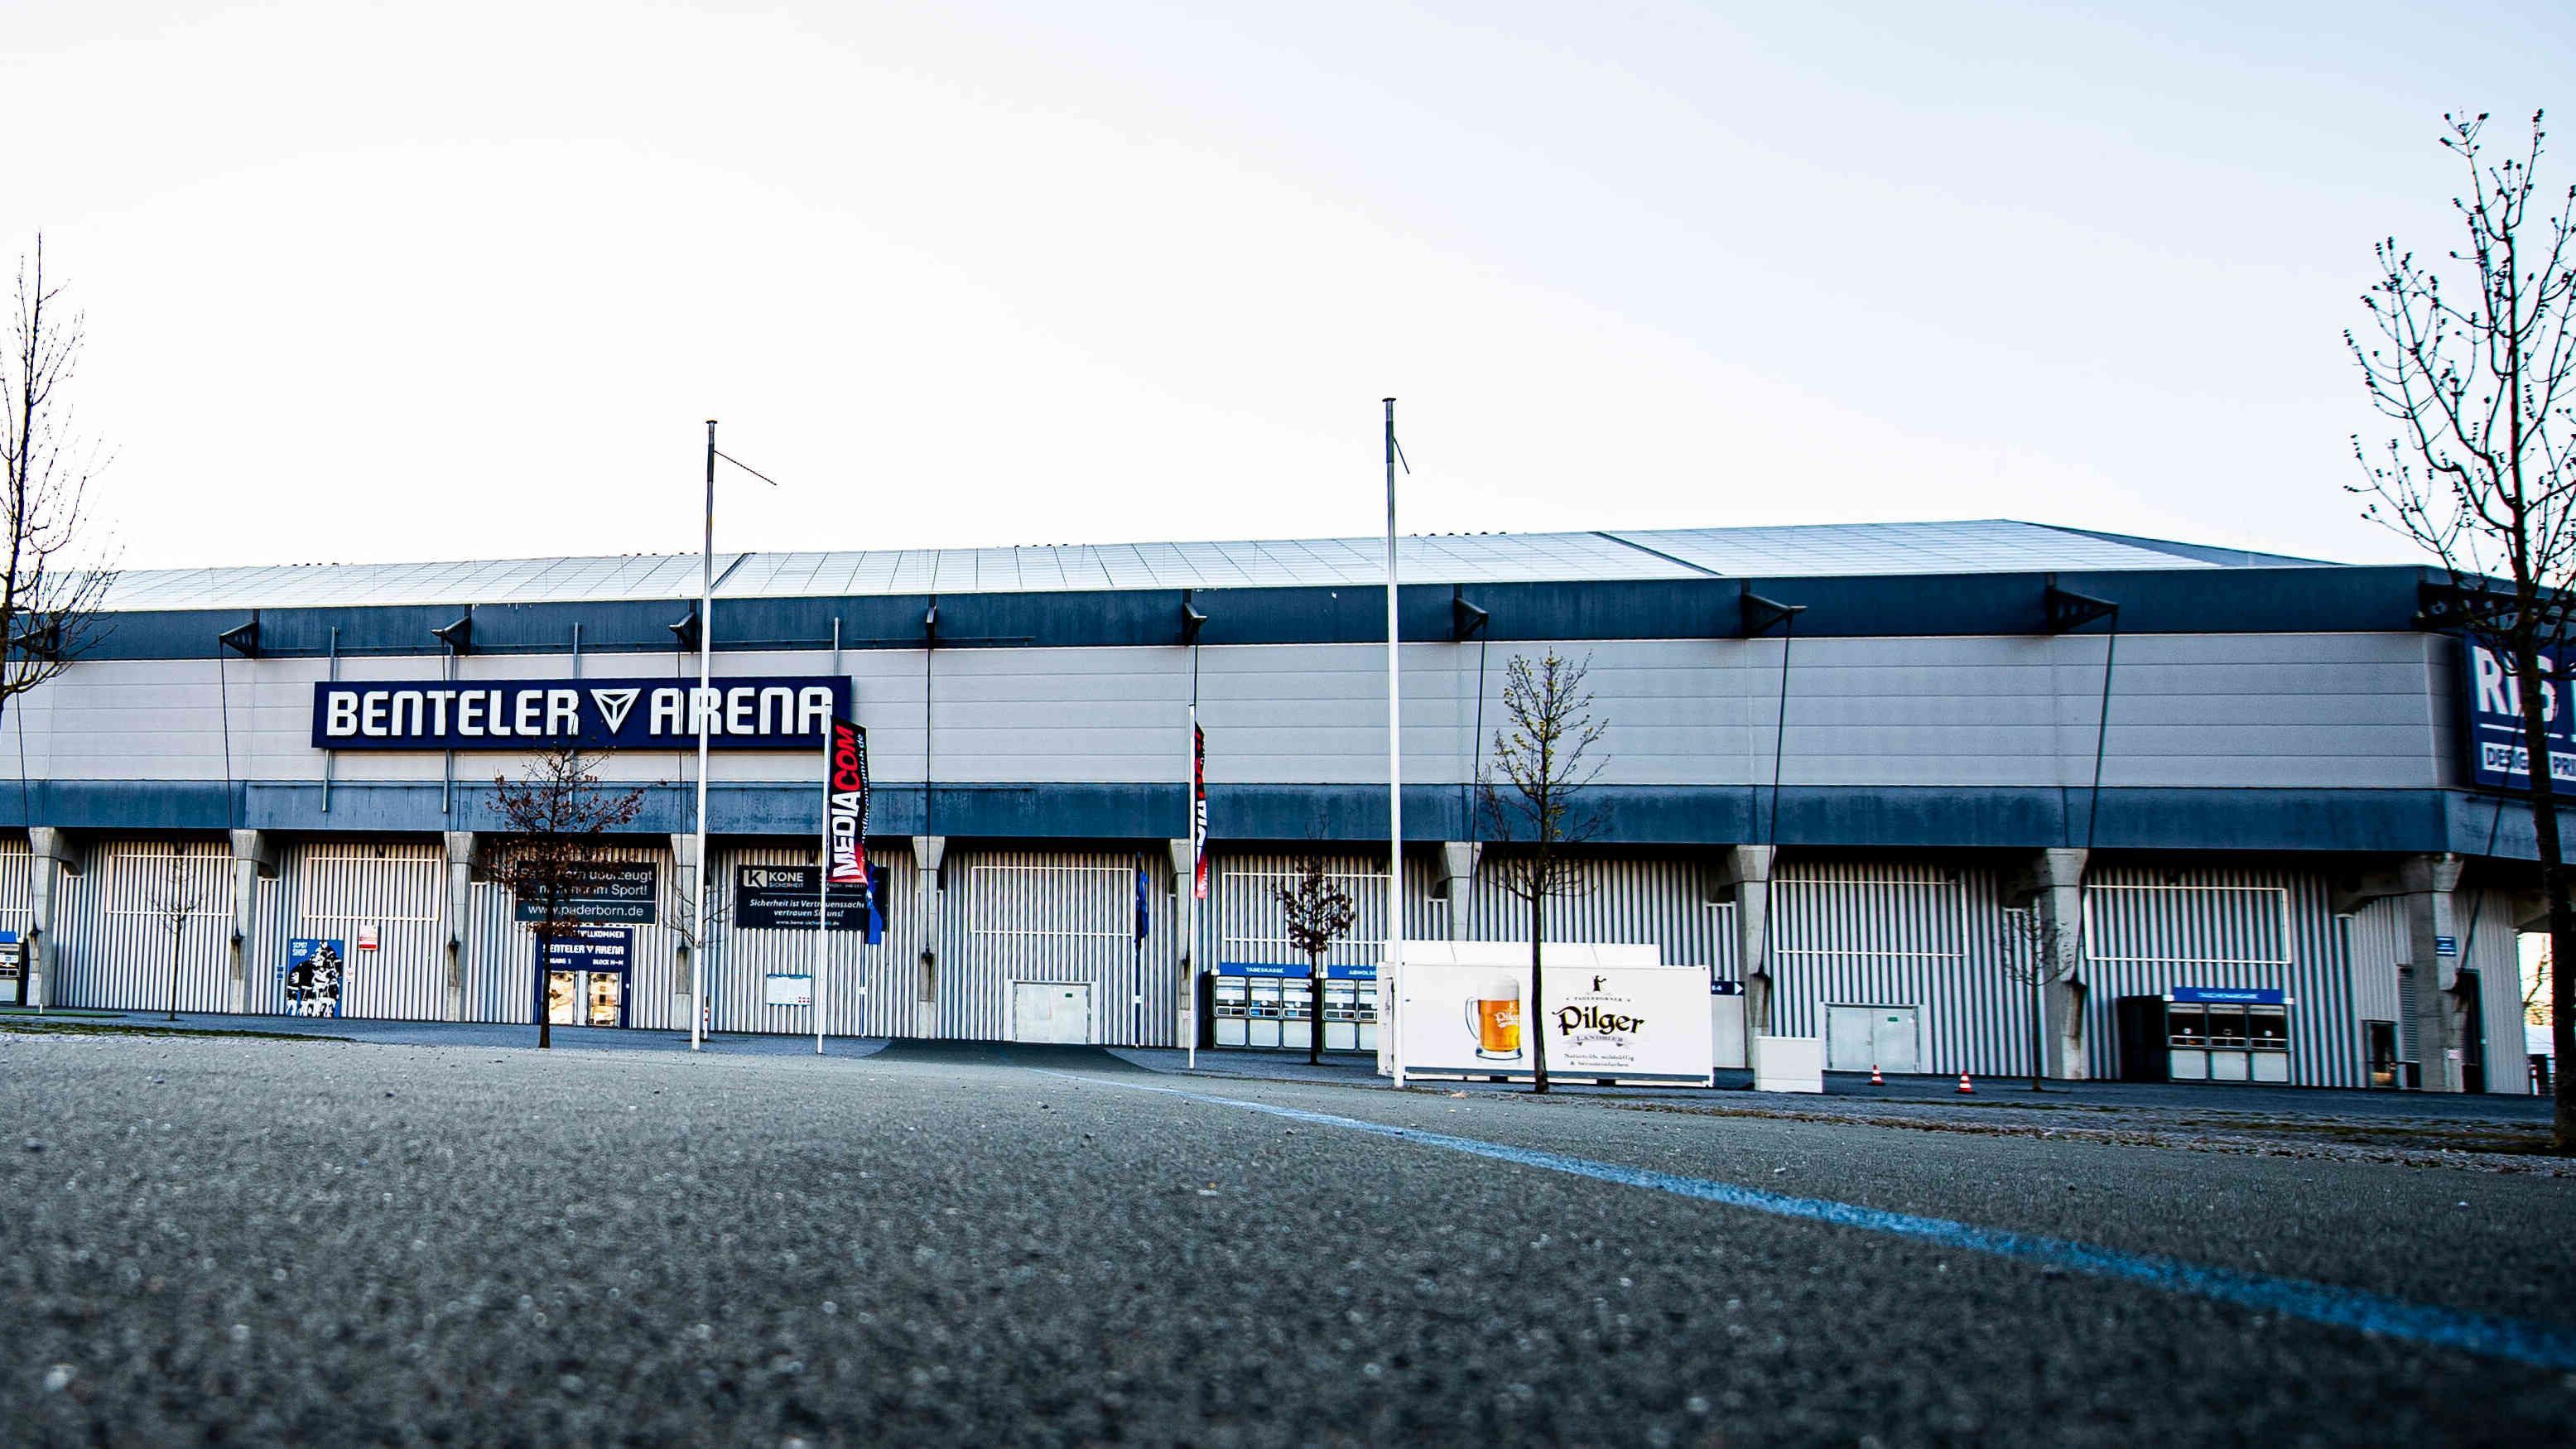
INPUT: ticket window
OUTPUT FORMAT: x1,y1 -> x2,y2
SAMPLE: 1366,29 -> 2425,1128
1246,980 -> 1283,1048
1213,979 -> 1250,1047
1322,980 -> 1360,1052
2167,1001 -> 2290,1083
1282,978 -> 1314,1052
1352,980 -> 1379,1052
2167,1005 -> 2209,1081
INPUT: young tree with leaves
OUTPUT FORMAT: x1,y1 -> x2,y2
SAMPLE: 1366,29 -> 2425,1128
1479,650 -> 1607,1094
492,745 -> 647,1048
1274,857 -> 1357,1066
2348,110 -> 2576,1145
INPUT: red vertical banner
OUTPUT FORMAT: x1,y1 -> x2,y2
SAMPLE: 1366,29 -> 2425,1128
1192,723 -> 1208,900
827,718 -> 870,889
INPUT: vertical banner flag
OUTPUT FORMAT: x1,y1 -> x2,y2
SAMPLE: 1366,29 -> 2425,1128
1135,862 -> 1151,942
1192,724 -> 1209,900
828,716 -> 871,888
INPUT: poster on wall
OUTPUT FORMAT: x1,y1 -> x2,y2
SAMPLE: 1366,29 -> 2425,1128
733,864 -> 879,932
2462,641 -> 2576,789
282,938 -> 346,1018
1401,946 -> 1712,1085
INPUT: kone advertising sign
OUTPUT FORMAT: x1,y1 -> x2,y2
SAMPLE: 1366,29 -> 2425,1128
312,676 -> 852,752
2462,643 -> 2576,789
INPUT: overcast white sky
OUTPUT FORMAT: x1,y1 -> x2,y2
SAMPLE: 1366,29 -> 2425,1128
7,2 -> 2571,572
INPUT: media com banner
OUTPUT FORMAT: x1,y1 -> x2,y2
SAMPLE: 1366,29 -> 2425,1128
312,676 -> 853,751
2462,643 -> 2576,790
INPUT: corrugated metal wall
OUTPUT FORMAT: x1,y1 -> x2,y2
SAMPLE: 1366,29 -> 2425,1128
1458,856 -> 1715,967
1214,854 -> 1444,970
2075,865 -> 2354,1086
714,841 -> 923,1039
1768,860 -> 2032,1077
2456,888 -> 2539,1094
282,842 -> 449,1020
2346,899 -> 2405,1037
0,836 -> 31,943
55,840 -> 234,1013
944,849 -> 1180,1045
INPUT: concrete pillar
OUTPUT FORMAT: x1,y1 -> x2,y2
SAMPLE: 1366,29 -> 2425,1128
228,830 -> 282,1015
2025,847 -> 2091,1081
1716,845 -> 1774,1034
26,827 -> 81,1010
912,835 -> 946,1038
1439,842 -> 1481,941
2399,854 -> 2469,1092
443,831 -> 476,1022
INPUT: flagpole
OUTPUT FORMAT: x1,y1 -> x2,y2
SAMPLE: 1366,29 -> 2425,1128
1185,705 -> 1199,1071
1384,397 -> 1406,1090
691,421 -> 716,1052
815,718 -> 829,1056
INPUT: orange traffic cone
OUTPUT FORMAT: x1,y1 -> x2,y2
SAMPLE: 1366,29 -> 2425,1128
1956,1071 -> 1974,1095
1869,1063 -> 1884,1086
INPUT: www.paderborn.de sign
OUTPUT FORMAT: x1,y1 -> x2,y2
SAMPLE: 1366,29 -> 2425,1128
311,676 -> 852,751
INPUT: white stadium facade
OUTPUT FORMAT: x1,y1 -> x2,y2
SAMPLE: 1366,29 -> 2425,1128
0,518 -> 2548,1093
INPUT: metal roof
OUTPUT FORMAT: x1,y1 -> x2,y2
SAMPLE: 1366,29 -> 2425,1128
96,520 -> 2329,613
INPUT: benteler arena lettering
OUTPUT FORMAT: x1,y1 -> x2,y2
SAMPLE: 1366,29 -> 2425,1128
312,676 -> 850,751
0,520 -> 2551,1096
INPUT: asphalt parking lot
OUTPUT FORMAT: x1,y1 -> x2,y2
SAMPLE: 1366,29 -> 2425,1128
2,1027 -> 2572,1444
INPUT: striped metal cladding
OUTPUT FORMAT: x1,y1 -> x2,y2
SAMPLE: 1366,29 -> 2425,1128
944,850 -> 1180,1045
275,842 -> 450,1020
2073,865 -> 2353,1086
2456,888 -> 2539,1090
1214,854 -> 1447,971
715,841 -> 923,1039
55,840 -> 235,1014
1768,861 -> 2034,1078
2345,900 -> 2405,1036
1457,856 -> 1716,969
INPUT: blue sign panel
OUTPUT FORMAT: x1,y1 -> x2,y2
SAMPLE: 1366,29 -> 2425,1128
1218,960 -> 1378,980
1710,978 -> 1745,996
542,928 -> 631,976
2462,643 -> 2576,790
2171,985 -> 2285,1006
2434,935 -> 2459,958
282,938 -> 346,1018
312,676 -> 852,752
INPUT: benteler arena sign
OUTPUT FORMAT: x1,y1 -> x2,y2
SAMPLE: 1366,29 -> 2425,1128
311,676 -> 853,751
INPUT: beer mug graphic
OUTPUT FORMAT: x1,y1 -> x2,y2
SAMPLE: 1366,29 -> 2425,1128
1465,975 -> 1523,1060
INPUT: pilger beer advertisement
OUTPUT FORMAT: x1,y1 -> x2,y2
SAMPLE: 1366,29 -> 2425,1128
1402,954 -> 1712,1085
281,938 -> 345,1018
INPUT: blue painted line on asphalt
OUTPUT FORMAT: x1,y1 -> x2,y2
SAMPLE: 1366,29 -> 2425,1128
1059,1072 -> 2576,1373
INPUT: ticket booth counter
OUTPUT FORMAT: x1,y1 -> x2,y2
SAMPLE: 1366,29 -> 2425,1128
1213,962 -> 1378,1052
2119,987 -> 2293,1083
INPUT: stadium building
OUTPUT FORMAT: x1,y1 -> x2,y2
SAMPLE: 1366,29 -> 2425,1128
0,518 -> 2545,1092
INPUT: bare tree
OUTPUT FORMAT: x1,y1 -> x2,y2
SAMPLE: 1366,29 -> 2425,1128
2347,111 -> 2576,1146
146,841 -> 213,1022
1997,909 -> 2077,1092
491,745 -> 646,1048
0,237 -> 118,727
1479,650 -> 1607,1094
1274,857 -> 1356,1066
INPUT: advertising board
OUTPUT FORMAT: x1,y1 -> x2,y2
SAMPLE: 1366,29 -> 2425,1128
513,862 -> 657,924
733,864 -> 878,932
2462,641 -> 2576,789
1399,941 -> 1712,1085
